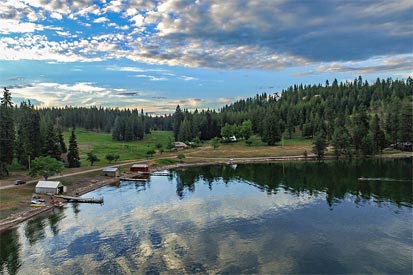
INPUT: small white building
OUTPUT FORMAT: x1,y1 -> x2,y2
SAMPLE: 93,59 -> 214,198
102,167 -> 120,177
35,181 -> 65,195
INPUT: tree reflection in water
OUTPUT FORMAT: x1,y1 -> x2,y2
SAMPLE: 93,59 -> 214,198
173,158 -> 412,208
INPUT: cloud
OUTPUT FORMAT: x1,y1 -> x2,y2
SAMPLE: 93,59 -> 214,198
294,54 -> 413,76
134,74 -> 168,81
93,17 -> 109,23
217,97 -> 233,104
7,81 -> 192,114
180,76 -> 198,81
0,20 -> 42,33
0,0 -> 411,72
172,98 -> 204,107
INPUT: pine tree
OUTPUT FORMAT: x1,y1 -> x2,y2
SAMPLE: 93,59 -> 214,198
173,105 -> 184,141
262,108 -> 281,146
112,116 -> 123,141
399,101 -> 413,142
67,129 -> 80,168
312,134 -> 327,160
331,126 -> 351,158
0,88 -> 15,176
15,101 -> 42,168
57,126 -> 67,153
178,117 -> 193,142
42,123 -> 61,160
370,114 -> 386,153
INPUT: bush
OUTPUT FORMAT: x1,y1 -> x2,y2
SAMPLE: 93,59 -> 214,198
177,154 -> 185,162
146,149 -> 156,157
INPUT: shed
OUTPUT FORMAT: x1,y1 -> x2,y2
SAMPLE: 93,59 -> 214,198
35,181 -> 65,195
130,164 -> 149,173
174,142 -> 189,150
102,167 -> 120,177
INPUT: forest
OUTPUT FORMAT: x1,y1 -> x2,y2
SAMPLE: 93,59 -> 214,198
0,76 -> 412,176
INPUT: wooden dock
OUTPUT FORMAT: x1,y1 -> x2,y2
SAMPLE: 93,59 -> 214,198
138,172 -> 171,176
61,195 -> 104,204
120,177 -> 148,182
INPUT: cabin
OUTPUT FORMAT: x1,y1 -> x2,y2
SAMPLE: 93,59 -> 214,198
130,164 -> 149,173
35,181 -> 65,195
102,167 -> 120,177
174,142 -> 189,150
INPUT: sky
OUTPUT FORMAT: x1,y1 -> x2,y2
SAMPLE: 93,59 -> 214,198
0,0 -> 412,114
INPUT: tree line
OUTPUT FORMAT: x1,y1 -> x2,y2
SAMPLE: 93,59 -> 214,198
171,76 -> 412,157
0,76 -> 412,176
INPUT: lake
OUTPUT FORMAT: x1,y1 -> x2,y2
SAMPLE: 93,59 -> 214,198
1,159 -> 412,274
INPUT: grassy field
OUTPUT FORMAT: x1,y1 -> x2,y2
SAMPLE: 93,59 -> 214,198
65,129 -> 174,166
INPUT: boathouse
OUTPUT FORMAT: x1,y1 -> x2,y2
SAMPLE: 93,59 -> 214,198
130,164 -> 149,173
102,167 -> 120,177
35,181 -> 65,195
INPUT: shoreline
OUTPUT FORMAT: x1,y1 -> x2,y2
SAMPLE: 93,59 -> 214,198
0,154 -> 411,232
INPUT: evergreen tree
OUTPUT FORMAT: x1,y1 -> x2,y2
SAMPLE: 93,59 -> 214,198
112,116 -> 123,141
0,88 -> 15,176
42,123 -> 61,160
384,96 -> 400,144
399,101 -> 413,142
178,117 -> 193,141
173,105 -> 184,141
57,126 -> 67,153
262,109 -> 281,145
15,101 -> 42,168
351,111 -> 369,153
124,116 -> 134,141
331,126 -> 351,158
312,134 -> 327,160
67,129 -> 81,168
370,114 -> 386,153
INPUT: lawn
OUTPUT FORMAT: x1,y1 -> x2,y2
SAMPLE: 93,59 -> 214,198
65,129 -> 174,166
181,134 -> 313,159
63,130 -> 313,162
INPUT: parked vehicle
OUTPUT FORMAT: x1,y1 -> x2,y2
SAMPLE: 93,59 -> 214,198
15,179 -> 26,185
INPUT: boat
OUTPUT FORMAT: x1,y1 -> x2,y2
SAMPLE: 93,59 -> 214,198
30,203 -> 43,207
50,199 -> 65,207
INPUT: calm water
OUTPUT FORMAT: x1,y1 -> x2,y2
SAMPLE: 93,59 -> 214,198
1,159 -> 412,274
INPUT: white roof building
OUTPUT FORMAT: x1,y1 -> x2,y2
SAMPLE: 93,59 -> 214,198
35,181 -> 65,195
102,167 -> 120,177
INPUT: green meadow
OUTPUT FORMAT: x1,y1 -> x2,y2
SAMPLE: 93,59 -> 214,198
65,129 -> 174,166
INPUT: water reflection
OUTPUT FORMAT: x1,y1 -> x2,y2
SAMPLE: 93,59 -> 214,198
173,159 -> 413,207
0,230 -> 21,275
0,159 -> 412,274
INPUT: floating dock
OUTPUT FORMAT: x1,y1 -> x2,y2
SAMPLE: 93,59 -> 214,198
60,195 -> 104,204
